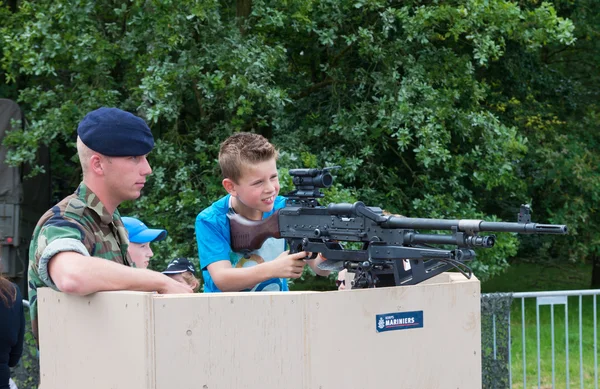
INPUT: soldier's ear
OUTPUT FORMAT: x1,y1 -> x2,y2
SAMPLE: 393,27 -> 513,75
89,154 -> 104,176
222,178 -> 237,196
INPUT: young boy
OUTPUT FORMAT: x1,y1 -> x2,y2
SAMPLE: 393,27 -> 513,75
195,132 -> 330,292
122,216 -> 167,269
162,257 -> 201,292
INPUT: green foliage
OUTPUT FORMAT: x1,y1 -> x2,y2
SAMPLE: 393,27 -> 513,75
0,0 -> 580,282
481,0 -> 600,266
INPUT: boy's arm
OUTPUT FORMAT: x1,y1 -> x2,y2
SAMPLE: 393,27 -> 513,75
207,250 -> 308,292
48,252 -> 193,295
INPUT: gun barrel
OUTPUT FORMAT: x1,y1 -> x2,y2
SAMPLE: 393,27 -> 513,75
384,216 -> 567,235
406,233 -> 496,248
383,217 -> 458,230
478,222 -> 568,234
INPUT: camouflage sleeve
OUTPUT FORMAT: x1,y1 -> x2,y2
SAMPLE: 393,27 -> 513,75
35,221 -> 91,290
38,238 -> 90,290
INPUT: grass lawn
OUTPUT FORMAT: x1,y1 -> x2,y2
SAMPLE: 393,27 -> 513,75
481,260 -> 599,389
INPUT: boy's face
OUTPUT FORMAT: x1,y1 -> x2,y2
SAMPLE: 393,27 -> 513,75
225,158 -> 280,218
128,242 -> 154,269
168,273 -> 186,284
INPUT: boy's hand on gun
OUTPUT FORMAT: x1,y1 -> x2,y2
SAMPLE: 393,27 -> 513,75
269,250 -> 308,278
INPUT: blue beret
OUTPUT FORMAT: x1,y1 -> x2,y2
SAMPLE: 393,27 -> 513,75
77,107 -> 154,157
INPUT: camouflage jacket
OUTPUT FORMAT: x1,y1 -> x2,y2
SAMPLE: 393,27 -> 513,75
28,182 -> 131,343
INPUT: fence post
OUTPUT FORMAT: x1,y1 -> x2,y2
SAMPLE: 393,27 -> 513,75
481,293 -> 513,389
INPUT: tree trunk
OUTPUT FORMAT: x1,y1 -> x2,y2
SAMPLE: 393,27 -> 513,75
5,0 -> 18,12
591,254 -> 600,288
236,0 -> 252,35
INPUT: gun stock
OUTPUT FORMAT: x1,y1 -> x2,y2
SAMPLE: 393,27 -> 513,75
228,210 -> 281,252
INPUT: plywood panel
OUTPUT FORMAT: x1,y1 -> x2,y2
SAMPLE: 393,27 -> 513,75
153,292 -> 314,389
306,273 -> 481,389
38,289 -> 156,389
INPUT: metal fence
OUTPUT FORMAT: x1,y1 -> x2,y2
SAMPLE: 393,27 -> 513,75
482,289 -> 600,389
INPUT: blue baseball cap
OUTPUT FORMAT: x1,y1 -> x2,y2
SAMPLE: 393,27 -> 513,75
162,258 -> 197,275
77,107 -> 154,157
122,216 -> 167,244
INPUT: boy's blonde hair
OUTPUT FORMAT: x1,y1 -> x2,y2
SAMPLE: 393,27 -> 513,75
218,132 -> 279,183
181,272 -> 201,293
167,272 -> 201,293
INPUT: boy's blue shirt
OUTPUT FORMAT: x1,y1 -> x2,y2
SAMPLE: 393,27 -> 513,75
195,194 -> 289,293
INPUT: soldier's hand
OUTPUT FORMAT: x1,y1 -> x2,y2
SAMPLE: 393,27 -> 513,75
269,250 -> 307,279
157,276 -> 194,294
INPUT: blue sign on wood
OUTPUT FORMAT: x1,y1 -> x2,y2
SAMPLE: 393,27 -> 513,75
376,311 -> 424,333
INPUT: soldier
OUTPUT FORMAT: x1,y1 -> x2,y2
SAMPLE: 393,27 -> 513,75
27,107 -> 192,346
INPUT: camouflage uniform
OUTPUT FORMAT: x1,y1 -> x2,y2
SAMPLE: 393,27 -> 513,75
28,182 -> 131,341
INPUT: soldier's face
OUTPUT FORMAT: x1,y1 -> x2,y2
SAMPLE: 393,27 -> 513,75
104,155 -> 152,201
128,242 -> 153,269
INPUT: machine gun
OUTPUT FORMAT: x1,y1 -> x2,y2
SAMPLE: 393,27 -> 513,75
227,167 -> 568,288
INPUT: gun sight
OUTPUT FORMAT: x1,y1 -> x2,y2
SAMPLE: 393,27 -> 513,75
288,166 -> 339,190
286,166 -> 339,202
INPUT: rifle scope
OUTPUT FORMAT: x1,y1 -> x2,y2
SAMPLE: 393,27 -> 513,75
289,168 -> 334,189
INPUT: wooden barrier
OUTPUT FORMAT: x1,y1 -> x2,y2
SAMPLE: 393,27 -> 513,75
38,272 -> 481,389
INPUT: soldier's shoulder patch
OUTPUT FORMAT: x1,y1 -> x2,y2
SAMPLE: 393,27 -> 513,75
64,197 -> 87,219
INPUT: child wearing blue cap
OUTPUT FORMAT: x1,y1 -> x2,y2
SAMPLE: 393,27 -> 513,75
122,216 -> 167,269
